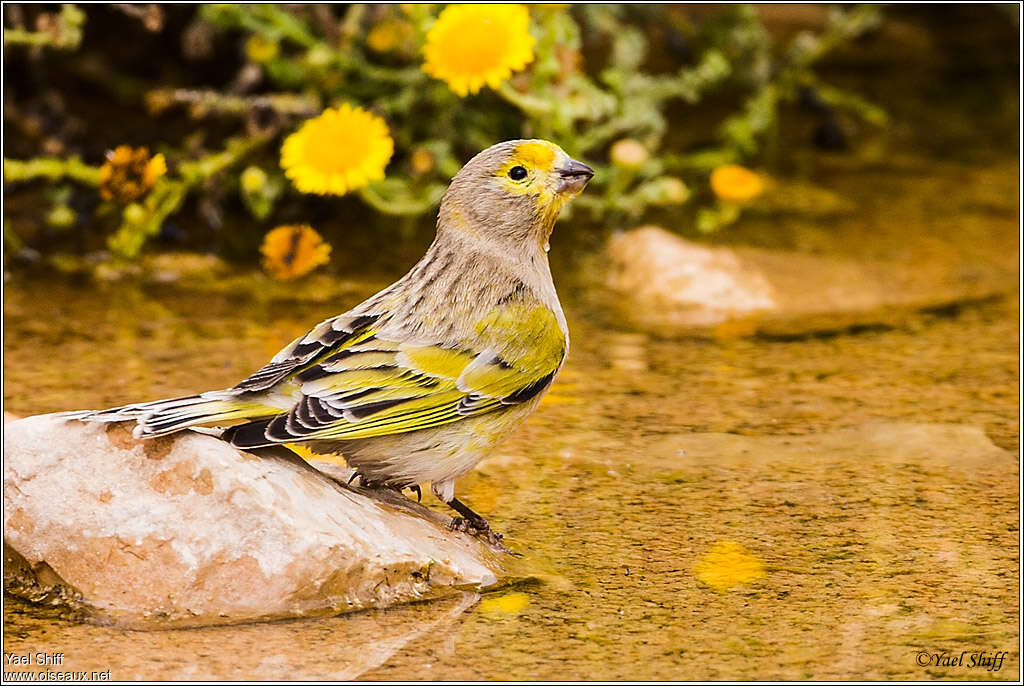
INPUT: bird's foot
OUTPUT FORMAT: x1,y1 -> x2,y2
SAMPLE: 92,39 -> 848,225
448,514 -> 513,554
448,513 -> 492,535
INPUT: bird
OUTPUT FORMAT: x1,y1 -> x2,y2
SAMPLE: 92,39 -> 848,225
79,139 -> 594,543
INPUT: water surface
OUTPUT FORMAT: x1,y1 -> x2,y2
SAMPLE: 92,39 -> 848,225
4,206 -> 1018,680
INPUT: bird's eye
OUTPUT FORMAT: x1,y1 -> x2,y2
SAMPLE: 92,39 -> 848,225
508,165 -> 528,181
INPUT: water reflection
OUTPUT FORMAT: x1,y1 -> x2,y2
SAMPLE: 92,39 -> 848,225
3,593 -> 479,680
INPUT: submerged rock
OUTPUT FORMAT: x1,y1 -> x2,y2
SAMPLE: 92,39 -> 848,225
3,414 -> 502,628
601,226 -> 1012,338
604,226 -> 778,332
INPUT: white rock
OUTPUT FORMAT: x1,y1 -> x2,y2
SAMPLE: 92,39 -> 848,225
3,414 -> 502,628
601,225 -> 1012,337
605,226 -> 777,332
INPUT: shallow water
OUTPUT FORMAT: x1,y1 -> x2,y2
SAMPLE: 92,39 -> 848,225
3,200 -> 1019,680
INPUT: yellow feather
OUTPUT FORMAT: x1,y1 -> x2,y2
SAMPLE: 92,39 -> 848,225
322,351 -> 402,371
513,141 -> 556,170
302,368 -> 422,395
400,345 -> 476,379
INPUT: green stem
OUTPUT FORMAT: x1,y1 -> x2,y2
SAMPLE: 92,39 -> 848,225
2,5 -> 85,50
4,223 -> 26,252
358,183 -> 445,216
3,28 -> 53,47
256,4 -> 319,47
496,81 -> 553,116
3,157 -> 101,186
338,4 -> 365,50
329,53 -> 426,86
205,4 -> 318,48
177,136 -> 268,184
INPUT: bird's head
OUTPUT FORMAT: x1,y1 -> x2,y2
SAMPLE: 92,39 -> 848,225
438,139 -> 594,252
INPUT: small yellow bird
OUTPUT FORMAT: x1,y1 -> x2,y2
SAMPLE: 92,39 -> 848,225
83,139 -> 593,541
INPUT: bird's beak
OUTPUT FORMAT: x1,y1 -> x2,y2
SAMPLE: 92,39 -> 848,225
556,159 -> 595,195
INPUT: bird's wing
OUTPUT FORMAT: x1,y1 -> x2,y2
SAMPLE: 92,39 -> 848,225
231,311 -> 382,392
224,302 -> 566,446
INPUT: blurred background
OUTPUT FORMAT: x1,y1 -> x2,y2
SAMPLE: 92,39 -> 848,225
3,4 -> 1016,271
3,4 -> 1020,681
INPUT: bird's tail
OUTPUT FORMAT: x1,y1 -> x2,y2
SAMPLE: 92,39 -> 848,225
75,391 -> 280,439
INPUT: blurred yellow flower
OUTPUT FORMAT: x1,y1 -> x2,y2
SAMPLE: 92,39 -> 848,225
410,147 -> 435,176
367,19 -> 413,54
281,105 -> 394,196
123,203 -> 147,226
46,204 -> 76,229
245,34 -> 279,63
610,138 -> 650,170
423,4 -> 535,97
652,176 -> 689,205
710,164 -> 765,203
478,591 -> 530,615
260,224 -> 332,281
693,541 -> 765,592
143,89 -> 174,115
240,166 -> 269,194
99,146 -> 166,203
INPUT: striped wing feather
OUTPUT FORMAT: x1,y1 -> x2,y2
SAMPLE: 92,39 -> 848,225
224,304 -> 565,447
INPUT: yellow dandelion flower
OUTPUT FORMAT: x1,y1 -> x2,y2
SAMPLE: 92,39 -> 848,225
99,146 -> 166,203
710,164 -> 765,203
260,224 -> 332,281
281,105 -> 394,196
423,4 -> 535,97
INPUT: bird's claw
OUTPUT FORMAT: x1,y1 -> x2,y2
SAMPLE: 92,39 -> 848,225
448,515 -> 485,533
449,516 -> 513,554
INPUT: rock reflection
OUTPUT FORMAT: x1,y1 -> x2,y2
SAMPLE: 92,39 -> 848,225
2,592 -> 479,680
